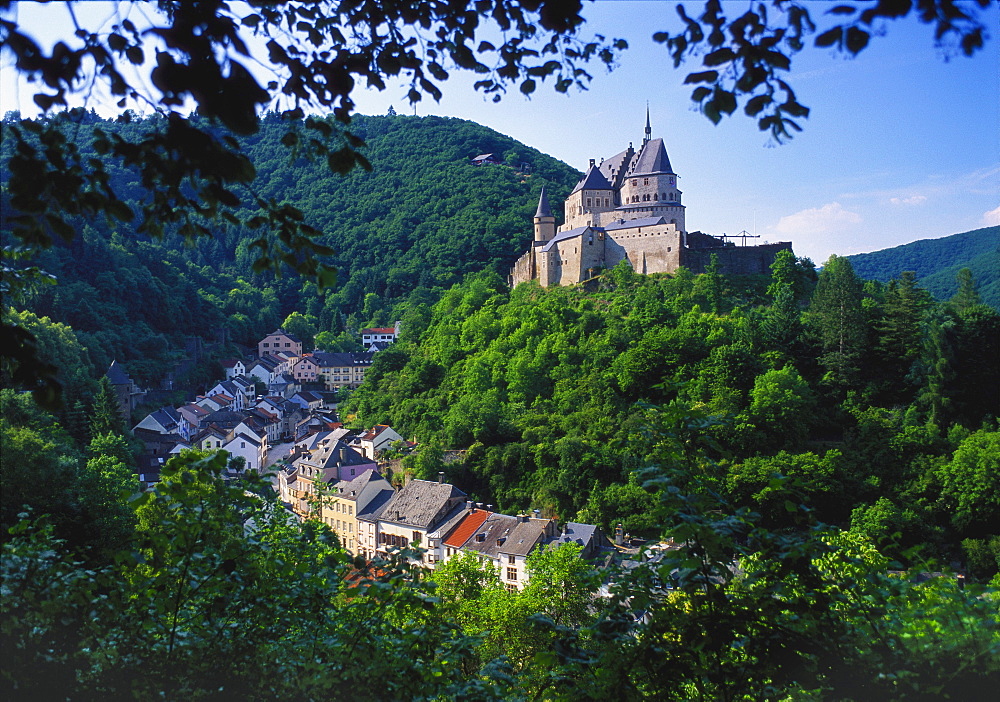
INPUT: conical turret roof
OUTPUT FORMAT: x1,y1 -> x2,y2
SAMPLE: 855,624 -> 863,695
534,186 -> 553,218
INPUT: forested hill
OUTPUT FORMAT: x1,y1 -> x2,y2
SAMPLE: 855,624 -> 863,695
846,226 -> 999,309
1,112 -> 580,386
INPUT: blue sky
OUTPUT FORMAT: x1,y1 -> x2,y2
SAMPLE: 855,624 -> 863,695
3,1 -> 997,264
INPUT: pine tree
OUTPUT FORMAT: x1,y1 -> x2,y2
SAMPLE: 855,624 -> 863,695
950,267 -> 981,312
809,255 -> 866,386
91,376 -> 127,438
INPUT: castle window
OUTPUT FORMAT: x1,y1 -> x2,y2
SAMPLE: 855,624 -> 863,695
644,178 -> 649,185
586,198 -> 591,207
653,193 -> 658,200
631,179 -> 637,187
605,198 -> 610,207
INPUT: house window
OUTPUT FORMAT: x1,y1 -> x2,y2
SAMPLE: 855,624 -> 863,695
412,531 -> 421,544
507,568 -> 517,581
508,555 -> 516,565
506,584 -> 517,592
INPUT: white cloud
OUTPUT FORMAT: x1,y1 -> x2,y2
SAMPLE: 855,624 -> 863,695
889,195 -> 927,206
983,205 -> 1000,226
773,202 -> 862,237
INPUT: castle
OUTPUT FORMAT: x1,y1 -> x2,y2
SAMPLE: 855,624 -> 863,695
509,114 -> 792,287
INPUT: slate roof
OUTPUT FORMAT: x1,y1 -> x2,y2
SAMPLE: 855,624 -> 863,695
540,226 -> 590,253
201,409 -> 246,430
461,513 -> 523,559
534,186 -> 552,218
106,360 -> 132,386
264,329 -> 303,343
604,216 -> 667,232
357,488 -> 394,522
599,147 -> 634,187
334,469 -> 386,501
251,356 -> 280,371
629,138 -> 673,176
442,508 -> 490,548
549,522 -> 599,551
312,351 -> 375,367
571,165 -> 613,194
498,519 -> 553,556
378,479 -> 466,530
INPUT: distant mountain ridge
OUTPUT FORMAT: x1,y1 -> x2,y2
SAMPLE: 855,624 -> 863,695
846,226 -> 999,309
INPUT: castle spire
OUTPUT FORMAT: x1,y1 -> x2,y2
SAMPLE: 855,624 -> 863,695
534,186 -> 552,218
533,186 -> 555,242
643,103 -> 651,148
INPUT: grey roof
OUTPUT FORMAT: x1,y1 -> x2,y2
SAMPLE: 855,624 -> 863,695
302,440 -> 373,470
534,186 -> 552,218
335,469 -> 394,514
427,504 -> 474,541
549,522 -> 599,550
498,519 -> 551,556
357,488 -> 394,522
312,351 -> 375,367
629,138 -> 673,176
460,513 -> 523,559
252,356 -> 280,370
201,410 -> 246,429
106,360 -> 132,386
540,226 -> 590,253
598,147 -> 634,187
571,165 -> 613,194
265,329 -> 303,343
378,479 -> 466,530
604,216 -> 667,232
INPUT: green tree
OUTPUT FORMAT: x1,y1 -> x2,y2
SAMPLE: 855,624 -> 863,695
808,254 -> 867,387
90,375 -> 127,436
937,428 -> 1000,536
950,266 -> 981,311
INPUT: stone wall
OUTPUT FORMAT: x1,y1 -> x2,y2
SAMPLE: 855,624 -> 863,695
605,225 -> 683,275
680,241 -> 793,275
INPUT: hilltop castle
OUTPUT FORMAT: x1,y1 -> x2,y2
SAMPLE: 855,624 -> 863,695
509,113 -> 792,287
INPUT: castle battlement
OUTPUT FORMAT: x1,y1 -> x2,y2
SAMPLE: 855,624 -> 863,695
510,114 -> 792,287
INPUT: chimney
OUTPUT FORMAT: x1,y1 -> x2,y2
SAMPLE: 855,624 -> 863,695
466,500 -> 474,511
589,158 -> 595,168
438,471 -> 445,483
477,502 -> 484,509
615,523 -> 624,546
532,509 -> 541,519
339,448 -> 346,463
486,504 -> 493,511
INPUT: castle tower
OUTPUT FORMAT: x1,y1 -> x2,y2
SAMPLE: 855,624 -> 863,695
533,186 -> 556,242
564,160 -> 614,229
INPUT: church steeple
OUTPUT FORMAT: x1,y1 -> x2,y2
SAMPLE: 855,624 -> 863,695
643,104 -> 651,148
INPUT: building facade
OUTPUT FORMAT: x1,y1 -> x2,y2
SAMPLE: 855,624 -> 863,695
510,114 -> 792,287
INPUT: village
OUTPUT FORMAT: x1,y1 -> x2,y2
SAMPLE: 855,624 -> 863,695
112,324 -> 621,591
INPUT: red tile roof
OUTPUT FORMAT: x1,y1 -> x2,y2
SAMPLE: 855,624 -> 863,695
444,509 -> 491,548
361,327 -> 396,334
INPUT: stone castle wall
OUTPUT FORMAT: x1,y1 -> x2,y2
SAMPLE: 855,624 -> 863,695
604,226 -> 683,274
680,241 -> 793,275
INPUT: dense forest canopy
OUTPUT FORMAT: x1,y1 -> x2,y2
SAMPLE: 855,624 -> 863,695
344,255 -> 1000,572
1,111 -> 580,394
847,225 -> 1000,309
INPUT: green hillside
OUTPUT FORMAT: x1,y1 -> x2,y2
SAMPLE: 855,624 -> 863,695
847,226 -> 999,308
2,112 -> 581,386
